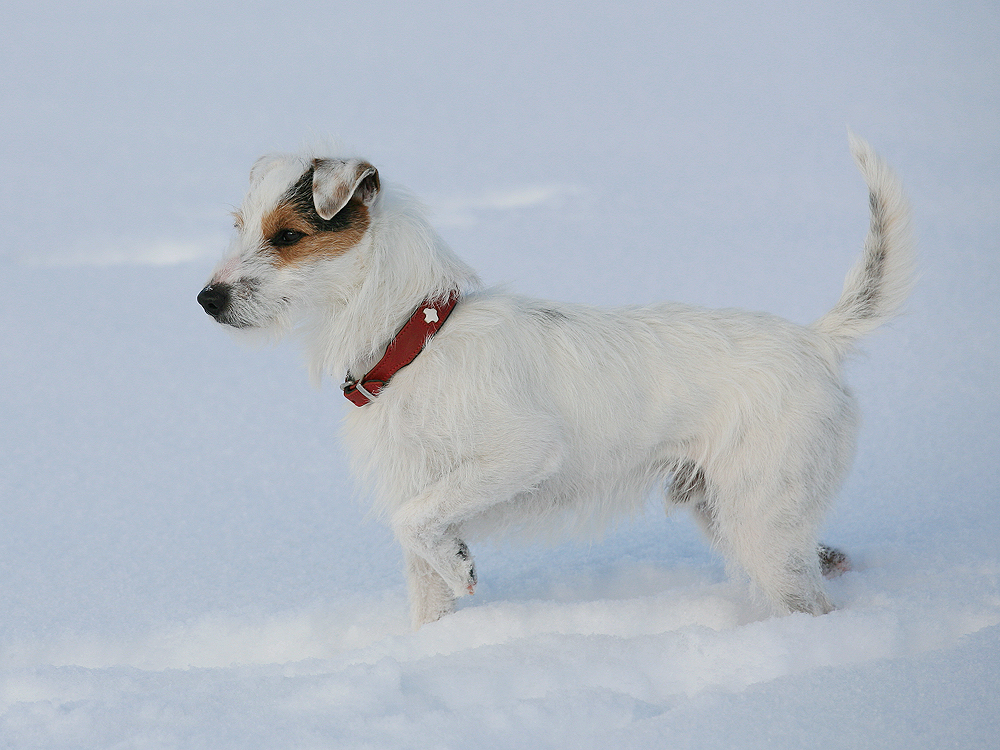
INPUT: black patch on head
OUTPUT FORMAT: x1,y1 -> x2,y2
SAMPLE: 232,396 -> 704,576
283,168 -> 363,233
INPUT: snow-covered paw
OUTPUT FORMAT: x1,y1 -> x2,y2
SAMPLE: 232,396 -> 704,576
819,544 -> 851,579
394,511 -> 477,600
406,539 -> 475,625
455,540 -> 477,596
438,539 -> 476,598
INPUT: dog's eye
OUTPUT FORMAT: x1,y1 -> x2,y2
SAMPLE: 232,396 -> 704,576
271,229 -> 305,247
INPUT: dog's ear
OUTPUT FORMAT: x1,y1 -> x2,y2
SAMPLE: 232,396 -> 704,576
312,159 -> 380,220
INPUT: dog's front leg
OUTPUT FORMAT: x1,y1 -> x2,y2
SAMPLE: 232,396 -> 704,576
392,430 -> 563,627
403,550 -> 461,629
393,491 -> 480,606
392,477 -> 531,628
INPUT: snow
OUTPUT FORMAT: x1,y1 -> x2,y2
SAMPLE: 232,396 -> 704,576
1,0 -> 998,747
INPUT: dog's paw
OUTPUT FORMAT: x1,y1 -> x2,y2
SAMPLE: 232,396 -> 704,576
819,544 -> 851,578
455,540 -> 477,596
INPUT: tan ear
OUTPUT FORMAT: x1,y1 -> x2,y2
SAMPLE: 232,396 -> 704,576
312,159 -> 380,220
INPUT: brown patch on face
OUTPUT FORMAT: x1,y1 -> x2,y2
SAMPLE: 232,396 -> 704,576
258,171 -> 371,266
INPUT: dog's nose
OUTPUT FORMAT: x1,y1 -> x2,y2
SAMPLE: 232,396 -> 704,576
197,284 -> 230,318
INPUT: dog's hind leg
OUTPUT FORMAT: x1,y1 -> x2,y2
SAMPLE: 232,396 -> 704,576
818,543 -> 851,578
709,471 -> 835,616
671,462 -> 849,584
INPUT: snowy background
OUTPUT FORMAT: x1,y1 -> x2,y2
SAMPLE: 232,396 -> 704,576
1,0 -> 998,747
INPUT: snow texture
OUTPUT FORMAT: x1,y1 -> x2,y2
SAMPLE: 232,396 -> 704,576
1,1 -> 998,747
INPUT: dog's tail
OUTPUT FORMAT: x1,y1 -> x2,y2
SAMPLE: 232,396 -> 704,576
812,134 -> 915,356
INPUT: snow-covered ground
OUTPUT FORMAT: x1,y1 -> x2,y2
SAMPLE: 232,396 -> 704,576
2,1 -> 998,747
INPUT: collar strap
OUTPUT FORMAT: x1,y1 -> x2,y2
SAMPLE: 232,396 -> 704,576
341,293 -> 460,406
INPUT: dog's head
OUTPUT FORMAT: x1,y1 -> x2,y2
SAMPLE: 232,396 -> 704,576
198,155 -> 380,332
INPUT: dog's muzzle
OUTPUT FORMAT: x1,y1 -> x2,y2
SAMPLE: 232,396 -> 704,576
197,283 -> 231,320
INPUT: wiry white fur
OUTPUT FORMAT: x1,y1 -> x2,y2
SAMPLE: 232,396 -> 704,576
202,136 -> 914,629
813,132 -> 916,352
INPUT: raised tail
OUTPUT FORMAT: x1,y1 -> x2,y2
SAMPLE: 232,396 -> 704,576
812,133 -> 915,355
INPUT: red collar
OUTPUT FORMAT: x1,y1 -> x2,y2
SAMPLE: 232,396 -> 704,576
341,293 -> 460,406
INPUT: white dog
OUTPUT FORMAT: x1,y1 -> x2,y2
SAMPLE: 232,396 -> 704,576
199,135 -> 913,628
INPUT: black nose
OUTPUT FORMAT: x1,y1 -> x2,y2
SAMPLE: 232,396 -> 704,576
198,284 -> 230,317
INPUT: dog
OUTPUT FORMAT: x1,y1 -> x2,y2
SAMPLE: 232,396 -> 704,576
198,135 -> 913,628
